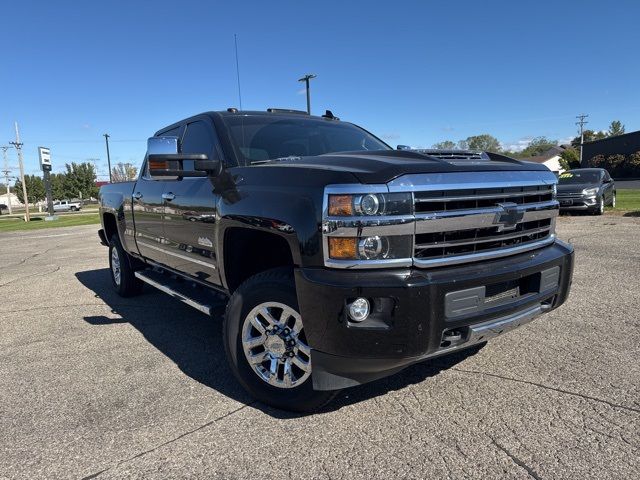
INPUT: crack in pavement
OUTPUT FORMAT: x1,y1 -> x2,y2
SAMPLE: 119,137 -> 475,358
453,368 -> 640,414
0,265 -> 61,287
488,436 -> 542,480
79,402 -> 255,480
3,245 -> 59,268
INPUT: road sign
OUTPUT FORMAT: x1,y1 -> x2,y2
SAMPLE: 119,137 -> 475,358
38,147 -> 55,216
38,147 -> 51,172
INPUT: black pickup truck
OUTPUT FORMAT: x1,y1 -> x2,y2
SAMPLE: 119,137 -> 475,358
98,109 -> 574,411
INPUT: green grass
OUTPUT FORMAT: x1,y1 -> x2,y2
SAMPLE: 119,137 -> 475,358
0,212 -> 100,232
609,189 -> 640,215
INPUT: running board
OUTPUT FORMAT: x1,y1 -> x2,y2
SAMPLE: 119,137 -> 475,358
134,270 -> 222,316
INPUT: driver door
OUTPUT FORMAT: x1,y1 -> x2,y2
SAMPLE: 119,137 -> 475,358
161,118 -> 223,285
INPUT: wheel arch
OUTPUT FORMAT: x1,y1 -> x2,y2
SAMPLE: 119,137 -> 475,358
220,224 -> 299,293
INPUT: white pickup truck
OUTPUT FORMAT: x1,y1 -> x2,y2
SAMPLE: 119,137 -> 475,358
53,200 -> 82,212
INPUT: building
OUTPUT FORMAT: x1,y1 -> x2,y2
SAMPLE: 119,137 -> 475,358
0,192 -> 21,209
581,130 -> 640,167
520,146 -> 566,174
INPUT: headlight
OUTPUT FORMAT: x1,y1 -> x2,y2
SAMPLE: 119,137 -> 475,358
328,235 -> 412,260
328,193 -> 412,216
583,187 -> 598,196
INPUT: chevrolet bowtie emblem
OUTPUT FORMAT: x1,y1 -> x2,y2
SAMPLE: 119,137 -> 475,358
495,202 -> 524,231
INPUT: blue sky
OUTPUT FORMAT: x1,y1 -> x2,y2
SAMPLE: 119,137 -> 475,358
1,0 -> 639,181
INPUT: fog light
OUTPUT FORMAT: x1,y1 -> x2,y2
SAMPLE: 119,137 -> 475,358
348,298 -> 370,322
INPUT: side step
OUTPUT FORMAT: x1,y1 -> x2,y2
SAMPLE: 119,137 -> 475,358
134,269 -> 226,316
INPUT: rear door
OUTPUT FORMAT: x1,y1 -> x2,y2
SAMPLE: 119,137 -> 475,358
161,118 -> 222,284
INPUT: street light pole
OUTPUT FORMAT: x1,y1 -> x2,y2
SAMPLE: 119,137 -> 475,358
298,74 -> 317,114
103,133 -> 112,183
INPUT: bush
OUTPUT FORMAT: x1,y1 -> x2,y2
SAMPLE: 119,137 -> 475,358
588,155 -> 606,168
628,151 -> 640,176
605,154 -> 626,177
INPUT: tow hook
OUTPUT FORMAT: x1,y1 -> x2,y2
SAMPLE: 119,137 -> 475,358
441,329 -> 465,348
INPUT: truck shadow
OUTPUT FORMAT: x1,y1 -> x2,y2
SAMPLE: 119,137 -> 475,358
76,268 -> 482,418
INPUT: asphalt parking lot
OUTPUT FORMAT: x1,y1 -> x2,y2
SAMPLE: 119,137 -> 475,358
1,216 -> 638,479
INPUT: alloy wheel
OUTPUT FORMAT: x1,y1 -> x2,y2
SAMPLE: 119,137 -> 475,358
241,302 -> 312,388
111,247 -> 121,286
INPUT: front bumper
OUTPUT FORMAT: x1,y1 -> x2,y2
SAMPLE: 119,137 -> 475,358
295,240 -> 574,390
558,195 -> 597,210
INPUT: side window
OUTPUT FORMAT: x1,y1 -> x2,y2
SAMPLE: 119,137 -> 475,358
603,171 -> 611,182
181,121 -> 219,171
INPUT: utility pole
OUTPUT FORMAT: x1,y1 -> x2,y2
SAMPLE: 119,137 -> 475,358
1,146 -> 12,214
103,133 -> 112,182
298,74 -> 317,114
576,113 -> 589,166
9,122 -> 29,221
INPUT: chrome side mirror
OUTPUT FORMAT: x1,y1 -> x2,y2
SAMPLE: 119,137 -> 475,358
146,136 -> 180,180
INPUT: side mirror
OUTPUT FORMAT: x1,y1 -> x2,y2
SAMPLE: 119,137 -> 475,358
146,137 -> 221,179
148,154 -> 210,178
396,144 -> 412,150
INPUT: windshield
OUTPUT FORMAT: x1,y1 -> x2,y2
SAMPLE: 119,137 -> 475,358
559,170 -> 602,184
223,116 -> 390,165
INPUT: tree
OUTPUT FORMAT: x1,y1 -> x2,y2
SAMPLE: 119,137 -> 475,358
571,129 -> 607,148
111,163 -> 138,182
517,137 -> 558,158
431,140 -> 457,150
559,147 -> 580,171
459,134 -> 501,153
14,175 -> 46,204
62,162 -> 98,199
607,120 -> 625,137
50,173 -> 66,201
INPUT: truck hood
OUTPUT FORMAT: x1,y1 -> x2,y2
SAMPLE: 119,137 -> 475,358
258,150 -> 551,184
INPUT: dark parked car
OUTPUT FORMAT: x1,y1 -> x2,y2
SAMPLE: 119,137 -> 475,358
557,168 -> 615,215
98,109 -> 574,411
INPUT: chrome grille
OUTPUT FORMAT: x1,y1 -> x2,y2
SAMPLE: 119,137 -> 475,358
388,171 -> 559,268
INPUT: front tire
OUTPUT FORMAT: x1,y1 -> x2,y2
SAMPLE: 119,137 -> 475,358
223,268 -> 337,412
108,234 -> 143,297
592,197 -> 605,215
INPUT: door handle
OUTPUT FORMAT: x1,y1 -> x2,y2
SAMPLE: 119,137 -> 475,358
133,192 -> 143,200
162,192 -> 176,201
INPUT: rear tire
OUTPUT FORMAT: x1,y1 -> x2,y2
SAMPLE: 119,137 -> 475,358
108,234 -> 143,297
223,268 -> 337,412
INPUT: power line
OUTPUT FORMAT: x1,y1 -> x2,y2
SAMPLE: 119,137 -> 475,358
576,113 -> 589,165
9,122 -> 30,221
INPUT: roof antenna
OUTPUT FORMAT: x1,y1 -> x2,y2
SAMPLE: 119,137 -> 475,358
234,34 -> 243,110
